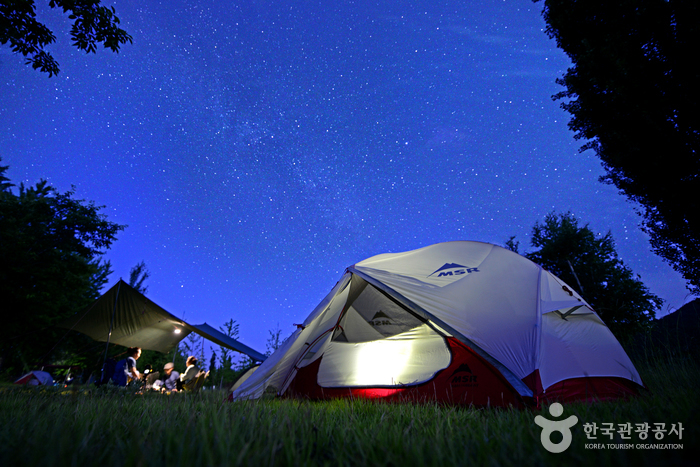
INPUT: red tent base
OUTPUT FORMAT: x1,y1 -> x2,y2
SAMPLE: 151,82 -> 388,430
284,338 -> 525,407
228,340 -> 644,407
522,369 -> 644,405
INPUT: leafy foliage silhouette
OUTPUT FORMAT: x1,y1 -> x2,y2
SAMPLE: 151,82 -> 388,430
535,0 -> 700,295
0,0 -> 132,76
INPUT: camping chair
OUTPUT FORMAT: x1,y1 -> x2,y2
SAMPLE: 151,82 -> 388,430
182,370 -> 209,392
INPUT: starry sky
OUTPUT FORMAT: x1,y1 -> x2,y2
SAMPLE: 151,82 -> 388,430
1,0 -> 691,358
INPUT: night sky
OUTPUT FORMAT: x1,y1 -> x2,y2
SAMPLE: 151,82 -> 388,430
1,0 -> 691,358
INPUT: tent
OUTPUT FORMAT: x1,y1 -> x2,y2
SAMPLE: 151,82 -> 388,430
231,365 -> 260,392
59,280 -> 266,361
231,241 -> 643,406
14,370 -> 53,386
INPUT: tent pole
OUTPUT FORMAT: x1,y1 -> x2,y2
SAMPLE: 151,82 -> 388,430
171,311 -> 185,366
171,311 -> 188,365
100,280 -> 122,383
566,259 -> 585,294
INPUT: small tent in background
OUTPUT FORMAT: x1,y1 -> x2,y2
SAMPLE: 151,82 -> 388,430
14,371 -> 53,386
231,241 -> 644,406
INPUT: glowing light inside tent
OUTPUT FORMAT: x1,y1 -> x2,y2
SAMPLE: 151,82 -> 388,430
317,324 -> 452,388
174,329 -> 182,334
352,339 -> 414,386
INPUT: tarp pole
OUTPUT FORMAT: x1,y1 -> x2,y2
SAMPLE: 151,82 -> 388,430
100,280 -> 122,383
171,310 -> 186,365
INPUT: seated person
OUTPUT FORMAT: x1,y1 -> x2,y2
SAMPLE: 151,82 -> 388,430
143,365 -> 161,389
180,356 -> 200,385
157,362 -> 180,392
112,347 -> 142,386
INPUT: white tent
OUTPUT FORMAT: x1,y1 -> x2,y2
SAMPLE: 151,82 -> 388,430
231,241 -> 643,406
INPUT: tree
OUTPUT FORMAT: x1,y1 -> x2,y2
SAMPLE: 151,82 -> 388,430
508,212 -> 662,338
265,323 -> 283,357
534,0 -> 700,295
230,324 -> 286,380
208,347 -> 218,385
0,0 -> 132,76
217,319 -> 241,384
128,260 -> 150,294
0,159 -> 125,377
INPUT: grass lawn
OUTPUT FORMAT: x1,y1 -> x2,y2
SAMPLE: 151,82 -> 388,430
0,351 -> 697,466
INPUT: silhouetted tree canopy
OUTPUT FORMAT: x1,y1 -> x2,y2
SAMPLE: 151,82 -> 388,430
535,0 -> 700,295
0,0 -> 132,76
507,212 -> 662,338
129,260 -> 150,294
0,159 -> 125,377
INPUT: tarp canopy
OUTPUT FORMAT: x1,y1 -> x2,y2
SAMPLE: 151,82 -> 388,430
188,323 -> 267,362
59,279 -> 266,361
